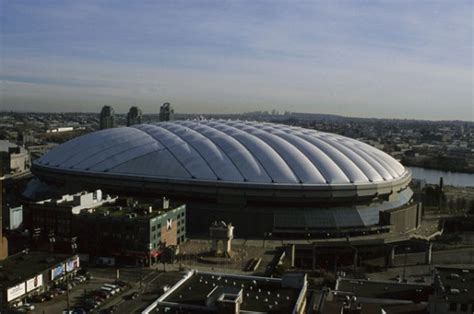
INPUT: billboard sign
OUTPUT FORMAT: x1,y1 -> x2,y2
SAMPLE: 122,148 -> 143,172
26,274 -> 43,292
66,256 -> 80,272
7,282 -> 26,302
51,263 -> 65,280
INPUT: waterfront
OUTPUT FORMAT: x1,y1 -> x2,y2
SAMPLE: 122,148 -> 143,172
409,167 -> 474,187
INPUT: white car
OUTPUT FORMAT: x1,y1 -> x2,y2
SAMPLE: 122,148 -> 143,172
23,303 -> 35,311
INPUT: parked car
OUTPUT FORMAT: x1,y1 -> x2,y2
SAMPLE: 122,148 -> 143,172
54,288 -> 66,295
23,303 -> 35,311
32,295 -> 46,303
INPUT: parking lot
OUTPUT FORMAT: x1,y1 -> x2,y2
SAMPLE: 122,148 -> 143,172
28,274 -> 124,313
21,266 -> 183,314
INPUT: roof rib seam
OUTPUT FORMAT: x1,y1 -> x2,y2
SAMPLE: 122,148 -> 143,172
317,136 -> 378,182
225,121 -> 303,183
105,148 -> 167,172
206,121 -> 275,183
176,121 -> 248,182
131,125 -> 194,178
261,125 -> 336,184
49,130 -> 132,166
292,132 -> 360,183
68,135 -> 152,169
86,141 -> 159,171
335,139 -> 396,179
158,124 -> 222,180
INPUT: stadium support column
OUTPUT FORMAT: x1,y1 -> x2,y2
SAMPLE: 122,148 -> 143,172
211,239 -> 218,254
385,245 -> 396,268
353,248 -> 358,270
425,242 -> 433,265
289,244 -> 295,268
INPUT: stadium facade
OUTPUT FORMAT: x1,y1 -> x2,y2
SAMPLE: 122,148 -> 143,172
32,120 -> 419,238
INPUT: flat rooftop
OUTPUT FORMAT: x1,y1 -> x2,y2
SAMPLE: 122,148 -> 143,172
321,297 -> 428,314
434,267 -> 474,303
88,203 -> 184,220
336,278 -> 432,302
0,251 -> 73,288
156,271 -> 305,313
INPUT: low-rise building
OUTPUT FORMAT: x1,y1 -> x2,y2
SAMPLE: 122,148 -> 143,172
0,251 -> 80,310
72,200 -> 186,266
318,277 -> 432,313
25,190 -> 116,244
429,267 -> 474,314
142,270 -> 307,313
0,141 -> 30,178
25,191 -> 186,266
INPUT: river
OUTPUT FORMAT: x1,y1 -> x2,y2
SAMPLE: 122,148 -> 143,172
408,167 -> 474,187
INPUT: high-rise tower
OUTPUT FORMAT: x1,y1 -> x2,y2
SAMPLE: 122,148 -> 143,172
127,106 -> 142,126
99,106 -> 116,130
159,103 -> 174,122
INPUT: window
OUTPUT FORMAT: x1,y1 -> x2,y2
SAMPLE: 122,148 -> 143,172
460,303 -> 467,312
151,226 -> 156,232
449,303 -> 457,311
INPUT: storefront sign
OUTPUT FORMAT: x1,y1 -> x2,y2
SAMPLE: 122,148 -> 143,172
66,256 -> 80,272
26,274 -> 43,292
51,263 -> 65,280
7,282 -> 25,302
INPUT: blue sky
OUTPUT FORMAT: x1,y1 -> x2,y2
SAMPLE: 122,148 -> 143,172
1,0 -> 472,120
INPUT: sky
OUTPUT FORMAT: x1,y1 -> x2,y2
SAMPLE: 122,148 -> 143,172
0,1 -> 473,120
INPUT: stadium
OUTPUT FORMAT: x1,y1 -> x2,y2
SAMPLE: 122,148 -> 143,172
32,120 -> 419,238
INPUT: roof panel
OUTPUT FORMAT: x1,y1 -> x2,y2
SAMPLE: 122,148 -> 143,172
109,149 -> 191,179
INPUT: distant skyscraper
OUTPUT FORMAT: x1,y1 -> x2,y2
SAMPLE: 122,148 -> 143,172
127,106 -> 142,126
159,103 -> 174,122
99,105 -> 115,130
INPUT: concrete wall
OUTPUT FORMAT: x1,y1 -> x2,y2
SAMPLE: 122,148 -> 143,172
381,203 -> 420,234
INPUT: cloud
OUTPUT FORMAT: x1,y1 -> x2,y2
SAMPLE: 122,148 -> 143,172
0,1 -> 472,120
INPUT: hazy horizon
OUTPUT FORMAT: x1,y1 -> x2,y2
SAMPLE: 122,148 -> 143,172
1,1 -> 473,121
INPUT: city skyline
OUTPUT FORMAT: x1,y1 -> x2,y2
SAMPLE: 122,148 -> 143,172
1,1 -> 473,121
